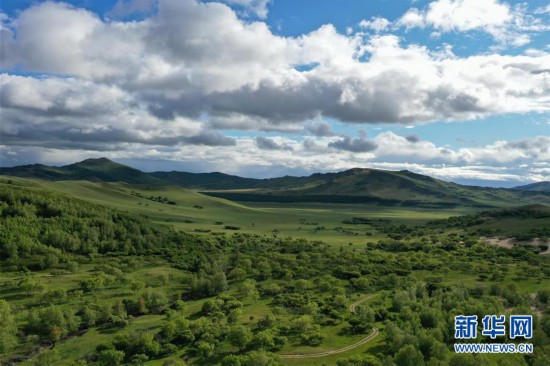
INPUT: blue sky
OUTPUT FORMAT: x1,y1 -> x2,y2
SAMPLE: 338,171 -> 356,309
0,0 -> 549,186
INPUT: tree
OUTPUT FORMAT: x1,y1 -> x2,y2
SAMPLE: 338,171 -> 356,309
448,353 -> 478,366
300,330 -> 325,346
394,345 -> 425,366
0,300 -> 18,353
228,325 -> 253,351
81,306 -> 97,327
228,308 -> 242,324
113,300 -> 127,318
20,275 -> 45,295
130,353 -> 149,365
211,271 -> 228,295
141,288 -> 168,312
131,332 -> 161,356
242,350 -> 280,366
292,315 -> 314,334
162,358 -> 187,366
351,277 -> 369,291
252,330 -> 276,350
97,349 -> 125,366
33,348 -> 60,366
130,280 -> 145,294
49,325 -> 63,342
196,340 -> 215,358
239,279 -> 259,301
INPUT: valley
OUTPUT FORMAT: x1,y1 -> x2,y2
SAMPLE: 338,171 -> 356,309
0,159 -> 549,365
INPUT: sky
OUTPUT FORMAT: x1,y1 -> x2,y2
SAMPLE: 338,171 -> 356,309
0,0 -> 549,187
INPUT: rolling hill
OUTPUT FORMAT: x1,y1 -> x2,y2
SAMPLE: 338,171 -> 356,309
0,157 -> 164,185
513,181 -> 550,192
2,157 -> 549,208
202,168 -> 550,208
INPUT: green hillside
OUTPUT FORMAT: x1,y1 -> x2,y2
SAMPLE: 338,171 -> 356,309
427,204 -> 550,239
0,158 -> 164,185
2,158 -> 549,208
513,181 -> 550,192
204,168 -> 550,208
0,176 -> 469,247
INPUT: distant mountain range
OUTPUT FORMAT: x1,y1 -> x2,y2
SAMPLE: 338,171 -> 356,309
0,158 -> 163,185
1,158 -> 549,208
513,181 -> 550,192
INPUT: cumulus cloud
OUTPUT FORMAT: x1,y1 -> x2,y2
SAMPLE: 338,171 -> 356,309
358,17 -> 391,32
0,0 -> 549,185
2,0 -> 549,129
396,0 -> 548,46
185,131 -> 237,146
305,122 -> 337,137
328,136 -> 378,153
255,136 -> 293,151
397,8 -> 426,30
2,122 -> 549,184
458,136 -> 550,164
535,4 -> 550,15
370,132 -> 550,165
405,134 -> 420,143
4,134 -> 548,184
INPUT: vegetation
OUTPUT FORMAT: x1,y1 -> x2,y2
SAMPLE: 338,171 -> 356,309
2,158 -> 549,208
0,168 -> 549,365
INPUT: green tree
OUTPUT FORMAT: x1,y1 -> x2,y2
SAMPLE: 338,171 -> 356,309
228,325 -> 253,351
33,348 -> 60,366
130,280 -> 145,294
97,349 -> 125,366
196,340 -> 215,358
141,288 -> 168,312
394,345 -> 425,366
0,300 -> 18,353
239,279 -> 259,301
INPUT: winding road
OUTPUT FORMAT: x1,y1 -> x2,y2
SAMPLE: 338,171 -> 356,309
280,294 -> 380,359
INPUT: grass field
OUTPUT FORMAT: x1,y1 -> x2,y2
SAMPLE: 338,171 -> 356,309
2,177 -> 479,247
1,177 -> 549,366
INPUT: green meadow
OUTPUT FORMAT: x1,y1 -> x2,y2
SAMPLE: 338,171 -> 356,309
0,176 -> 549,365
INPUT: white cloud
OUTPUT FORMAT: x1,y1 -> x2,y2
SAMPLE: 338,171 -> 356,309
358,17 -> 391,33
1,0 -> 549,185
3,133 -> 548,183
3,0 -> 549,129
535,4 -> 550,15
396,0 -> 548,47
425,0 -> 512,33
397,8 -> 426,30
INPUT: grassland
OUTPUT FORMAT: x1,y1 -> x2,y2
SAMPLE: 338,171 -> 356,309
1,176 -> 475,247
0,176 -> 549,366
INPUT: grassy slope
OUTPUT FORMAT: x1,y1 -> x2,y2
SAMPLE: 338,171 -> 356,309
513,181 -> 550,192
205,169 -> 550,208
3,158 -> 549,208
0,158 -> 164,185
0,176 -> 473,247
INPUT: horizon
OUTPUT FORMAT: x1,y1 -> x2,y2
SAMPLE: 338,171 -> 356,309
1,0 -> 549,188
2,156 -> 547,189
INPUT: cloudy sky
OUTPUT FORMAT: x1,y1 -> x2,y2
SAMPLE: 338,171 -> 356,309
0,0 -> 549,186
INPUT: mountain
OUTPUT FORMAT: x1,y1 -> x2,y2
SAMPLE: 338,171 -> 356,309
149,171 -> 261,190
0,158 -> 164,185
203,168 -> 550,208
513,181 -> 550,192
2,158 -> 549,208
